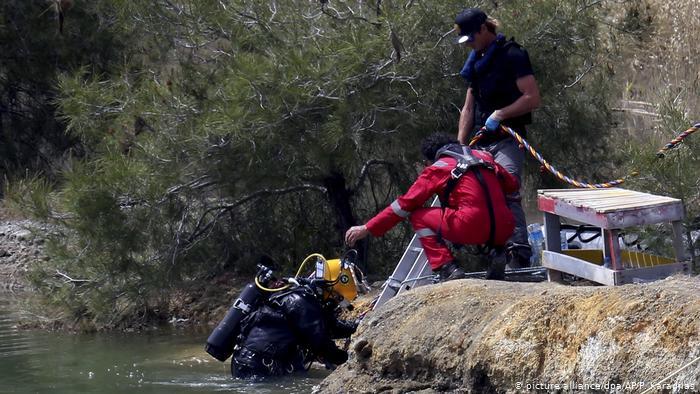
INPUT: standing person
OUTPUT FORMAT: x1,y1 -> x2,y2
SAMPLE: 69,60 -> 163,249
345,132 -> 519,281
454,8 -> 541,268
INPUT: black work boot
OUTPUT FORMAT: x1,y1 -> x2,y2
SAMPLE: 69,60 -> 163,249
435,261 -> 466,282
505,242 -> 532,269
485,248 -> 507,280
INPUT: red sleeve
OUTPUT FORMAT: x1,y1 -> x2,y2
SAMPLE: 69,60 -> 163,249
365,162 -> 449,237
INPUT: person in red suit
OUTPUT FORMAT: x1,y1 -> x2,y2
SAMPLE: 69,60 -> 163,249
345,132 -> 519,281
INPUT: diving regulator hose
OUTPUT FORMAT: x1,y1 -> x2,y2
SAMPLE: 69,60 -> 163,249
254,253 -> 330,292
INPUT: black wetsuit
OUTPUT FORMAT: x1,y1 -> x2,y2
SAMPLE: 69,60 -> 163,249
231,285 -> 356,378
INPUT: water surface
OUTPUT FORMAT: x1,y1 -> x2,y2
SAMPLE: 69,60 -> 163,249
0,296 -> 328,394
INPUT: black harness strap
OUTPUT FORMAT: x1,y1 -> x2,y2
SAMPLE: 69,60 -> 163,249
441,176 -> 459,207
435,145 -> 497,247
471,167 -> 496,247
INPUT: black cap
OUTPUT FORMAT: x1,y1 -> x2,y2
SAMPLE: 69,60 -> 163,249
455,8 -> 487,44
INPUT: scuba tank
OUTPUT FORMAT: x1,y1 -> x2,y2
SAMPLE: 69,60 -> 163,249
204,265 -> 273,362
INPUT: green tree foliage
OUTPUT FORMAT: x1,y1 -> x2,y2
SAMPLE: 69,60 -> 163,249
619,93 -> 700,265
7,0 -> 620,328
0,1 -> 131,192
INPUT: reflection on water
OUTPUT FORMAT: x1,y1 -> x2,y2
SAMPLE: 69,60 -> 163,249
0,296 -> 328,393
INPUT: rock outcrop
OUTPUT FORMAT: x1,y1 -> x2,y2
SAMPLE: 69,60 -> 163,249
317,276 -> 700,393
0,220 -> 50,291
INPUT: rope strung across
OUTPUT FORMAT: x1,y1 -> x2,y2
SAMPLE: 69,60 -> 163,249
469,122 -> 699,189
656,122 -> 700,158
469,126 -> 626,188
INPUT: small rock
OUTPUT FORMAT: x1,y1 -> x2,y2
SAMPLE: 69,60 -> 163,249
354,339 -> 373,360
13,230 -> 32,241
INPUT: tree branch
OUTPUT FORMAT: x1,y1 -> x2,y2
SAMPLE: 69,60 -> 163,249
188,184 -> 328,242
560,62 -> 595,91
433,27 -> 456,49
163,175 -> 217,199
55,269 -> 92,285
221,184 -> 328,209
320,4 -> 382,27
352,159 -> 393,192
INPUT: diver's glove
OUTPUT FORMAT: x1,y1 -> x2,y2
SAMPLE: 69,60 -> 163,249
326,317 -> 358,339
336,319 -> 359,337
321,347 -> 349,366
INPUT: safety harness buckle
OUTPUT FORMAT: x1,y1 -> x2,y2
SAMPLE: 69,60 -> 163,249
450,161 -> 469,179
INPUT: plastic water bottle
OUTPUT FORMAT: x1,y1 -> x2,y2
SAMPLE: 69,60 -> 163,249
527,223 -> 544,266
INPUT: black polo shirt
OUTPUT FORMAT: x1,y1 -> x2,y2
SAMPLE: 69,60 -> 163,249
467,39 -> 534,145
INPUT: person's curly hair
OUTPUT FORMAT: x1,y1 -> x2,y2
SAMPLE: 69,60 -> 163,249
421,132 -> 458,161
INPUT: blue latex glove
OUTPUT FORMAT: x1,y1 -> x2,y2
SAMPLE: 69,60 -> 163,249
485,113 -> 501,132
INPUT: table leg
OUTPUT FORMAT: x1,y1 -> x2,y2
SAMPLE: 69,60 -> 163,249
671,220 -> 689,264
544,212 -> 562,253
603,229 -> 622,270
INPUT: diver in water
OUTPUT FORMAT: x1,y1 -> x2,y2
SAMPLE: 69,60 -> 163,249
205,254 -> 366,379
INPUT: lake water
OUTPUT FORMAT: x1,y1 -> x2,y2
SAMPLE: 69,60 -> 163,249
0,295 -> 328,394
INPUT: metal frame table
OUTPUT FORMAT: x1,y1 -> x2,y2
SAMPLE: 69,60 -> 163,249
537,188 -> 691,285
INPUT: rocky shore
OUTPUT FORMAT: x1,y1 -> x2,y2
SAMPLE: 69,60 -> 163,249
317,276 -> 700,393
0,219 -> 51,292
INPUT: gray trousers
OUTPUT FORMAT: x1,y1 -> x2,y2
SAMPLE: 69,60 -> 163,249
480,138 -> 531,264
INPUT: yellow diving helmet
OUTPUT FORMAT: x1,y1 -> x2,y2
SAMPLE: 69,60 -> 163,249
323,259 -> 359,301
313,253 -> 369,303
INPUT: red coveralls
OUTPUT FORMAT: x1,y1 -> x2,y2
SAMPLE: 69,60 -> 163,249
365,149 -> 518,270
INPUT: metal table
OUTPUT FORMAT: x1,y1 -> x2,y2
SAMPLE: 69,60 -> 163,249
537,188 -> 691,285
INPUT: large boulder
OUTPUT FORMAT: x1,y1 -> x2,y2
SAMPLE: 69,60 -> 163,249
317,276 -> 700,393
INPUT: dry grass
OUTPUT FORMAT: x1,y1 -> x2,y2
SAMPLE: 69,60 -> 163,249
613,0 -> 700,134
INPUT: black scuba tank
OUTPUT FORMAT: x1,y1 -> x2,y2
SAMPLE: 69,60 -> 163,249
205,282 -> 265,362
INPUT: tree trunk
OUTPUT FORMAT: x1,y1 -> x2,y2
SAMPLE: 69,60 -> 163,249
323,171 -> 369,270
